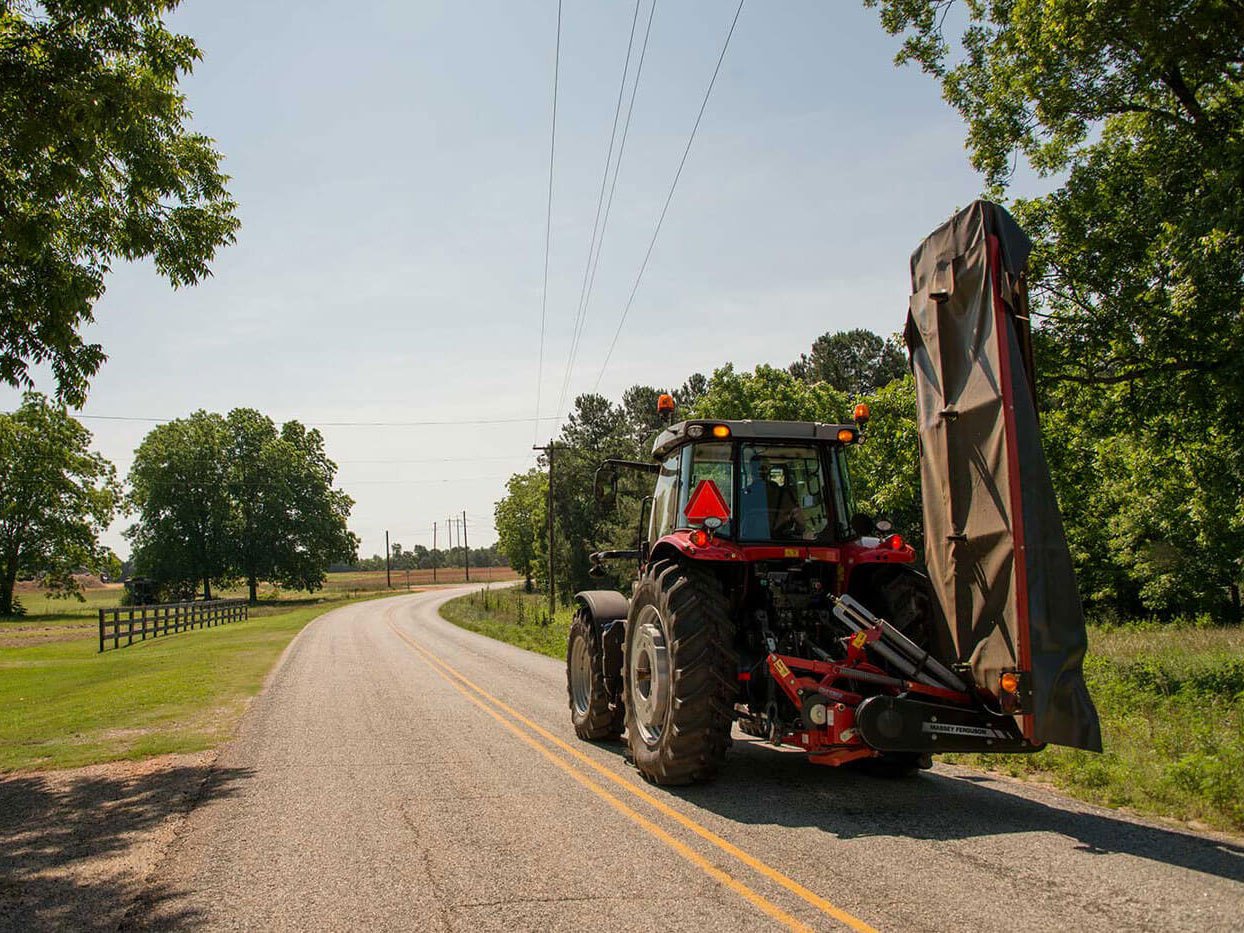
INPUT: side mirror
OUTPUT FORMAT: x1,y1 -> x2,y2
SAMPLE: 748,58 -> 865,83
850,513 -> 875,537
593,465 -> 619,512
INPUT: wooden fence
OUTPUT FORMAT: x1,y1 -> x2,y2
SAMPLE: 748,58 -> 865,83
98,599 -> 248,653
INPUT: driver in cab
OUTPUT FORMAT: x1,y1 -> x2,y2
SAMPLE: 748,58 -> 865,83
740,453 -> 805,539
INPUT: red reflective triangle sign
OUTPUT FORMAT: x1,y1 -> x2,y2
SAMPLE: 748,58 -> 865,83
684,479 -> 731,523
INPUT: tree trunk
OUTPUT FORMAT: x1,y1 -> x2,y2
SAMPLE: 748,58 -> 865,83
203,577 -> 212,601
248,575 -> 258,604
0,564 -> 17,617
1231,582 -> 1241,626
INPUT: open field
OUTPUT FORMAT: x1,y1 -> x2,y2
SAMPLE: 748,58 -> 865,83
0,590 -> 396,773
440,587 -> 1244,834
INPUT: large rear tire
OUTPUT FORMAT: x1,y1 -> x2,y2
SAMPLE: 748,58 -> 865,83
623,560 -> 736,785
567,609 -> 624,740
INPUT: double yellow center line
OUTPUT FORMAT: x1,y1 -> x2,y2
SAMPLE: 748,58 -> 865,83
385,614 -> 877,933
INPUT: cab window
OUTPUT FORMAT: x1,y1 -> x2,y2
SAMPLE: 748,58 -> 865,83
678,442 -> 734,537
738,444 -> 830,542
648,452 -> 682,541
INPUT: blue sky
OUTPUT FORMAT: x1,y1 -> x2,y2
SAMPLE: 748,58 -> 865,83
5,1 -> 1037,560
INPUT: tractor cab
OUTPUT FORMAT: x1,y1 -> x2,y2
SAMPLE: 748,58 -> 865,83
592,411 -> 913,596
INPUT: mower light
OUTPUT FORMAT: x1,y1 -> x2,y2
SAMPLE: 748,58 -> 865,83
657,393 -> 676,414
853,403 -> 871,424
686,424 -> 704,438
711,424 -> 731,439
689,529 -> 710,548
837,428 -> 856,443
882,533 -> 905,551
1000,672 -> 1020,694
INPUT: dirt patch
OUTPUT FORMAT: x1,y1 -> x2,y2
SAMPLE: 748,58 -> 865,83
0,752 -> 251,932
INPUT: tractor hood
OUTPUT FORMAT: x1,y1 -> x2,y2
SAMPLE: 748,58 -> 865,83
905,201 -> 1101,752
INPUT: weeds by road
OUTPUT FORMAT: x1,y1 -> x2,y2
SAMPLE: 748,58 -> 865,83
439,586 -> 572,659
441,588 -> 1244,834
947,623 -> 1244,833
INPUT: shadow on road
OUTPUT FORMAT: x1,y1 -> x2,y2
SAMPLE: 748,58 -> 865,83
584,733 -> 1244,885
0,761 -> 252,932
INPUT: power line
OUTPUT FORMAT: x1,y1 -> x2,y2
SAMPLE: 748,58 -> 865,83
594,0 -> 746,391
76,414 -> 564,428
555,0 -> 646,420
535,0 -> 563,444
572,0 -> 658,392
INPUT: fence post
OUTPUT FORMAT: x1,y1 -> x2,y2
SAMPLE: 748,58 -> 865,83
98,609 -> 104,653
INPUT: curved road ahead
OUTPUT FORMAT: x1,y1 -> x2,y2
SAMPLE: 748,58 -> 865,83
138,588 -> 1244,931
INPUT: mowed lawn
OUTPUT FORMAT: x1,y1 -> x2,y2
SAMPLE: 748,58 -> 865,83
0,569 -> 514,773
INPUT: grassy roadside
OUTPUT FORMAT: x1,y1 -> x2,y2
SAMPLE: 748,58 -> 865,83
440,588 -> 1244,834
944,624 -> 1244,833
0,589 -> 389,773
439,585 -> 573,659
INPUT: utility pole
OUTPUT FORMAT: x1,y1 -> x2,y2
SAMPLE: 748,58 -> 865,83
532,440 -> 556,622
385,530 -> 391,589
432,522 -> 438,583
462,511 -> 470,581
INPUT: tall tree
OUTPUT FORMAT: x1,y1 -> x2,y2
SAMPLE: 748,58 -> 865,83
0,394 -> 119,616
128,409 -> 357,602
866,0 -> 1244,615
789,329 -> 907,396
225,410 -> 357,602
1,1 -> 239,405
126,411 -> 233,600
494,469 -> 547,590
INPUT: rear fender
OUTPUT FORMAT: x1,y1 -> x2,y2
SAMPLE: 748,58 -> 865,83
573,590 -> 628,702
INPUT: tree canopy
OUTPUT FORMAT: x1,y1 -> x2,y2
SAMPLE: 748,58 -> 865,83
494,469 -> 547,588
0,393 -> 119,616
788,329 -> 907,397
126,409 -> 357,601
863,0 -> 1244,616
0,1 -> 239,405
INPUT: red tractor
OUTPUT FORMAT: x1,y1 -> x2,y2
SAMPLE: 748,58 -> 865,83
565,201 -> 1101,785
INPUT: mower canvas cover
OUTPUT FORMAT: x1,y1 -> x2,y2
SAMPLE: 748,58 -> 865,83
905,200 -> 1102,751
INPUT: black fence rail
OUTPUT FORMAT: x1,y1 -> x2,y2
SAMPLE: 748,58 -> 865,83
98,599 -> 248,653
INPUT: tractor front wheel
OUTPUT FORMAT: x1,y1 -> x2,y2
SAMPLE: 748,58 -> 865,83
567,609 -> 624,740
623,560 -> 736,785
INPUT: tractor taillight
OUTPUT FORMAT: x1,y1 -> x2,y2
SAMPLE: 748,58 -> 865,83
883,533 -> 905,551
689,529 -> 710,547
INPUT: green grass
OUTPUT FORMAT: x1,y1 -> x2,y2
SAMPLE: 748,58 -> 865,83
441,589 -> 1244,833
0,590 -> 383,773
945,624 -> 1244,833
440,586 -> 574,660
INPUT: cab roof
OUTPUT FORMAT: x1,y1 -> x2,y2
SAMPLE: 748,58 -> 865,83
651,419 -> 859,461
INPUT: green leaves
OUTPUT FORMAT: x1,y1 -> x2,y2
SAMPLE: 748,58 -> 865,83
1,1 -> 238,405
126,409 -> 357,600
0,393 -> 120,615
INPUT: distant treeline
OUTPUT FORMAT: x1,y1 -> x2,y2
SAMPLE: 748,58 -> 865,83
342,543 -> 506,573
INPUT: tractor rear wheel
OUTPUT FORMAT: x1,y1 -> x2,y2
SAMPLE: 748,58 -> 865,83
623,559 -> 736,785
567,609 -> 624,740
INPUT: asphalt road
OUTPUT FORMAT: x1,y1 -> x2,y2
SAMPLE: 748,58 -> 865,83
136,588 -> 1244,931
